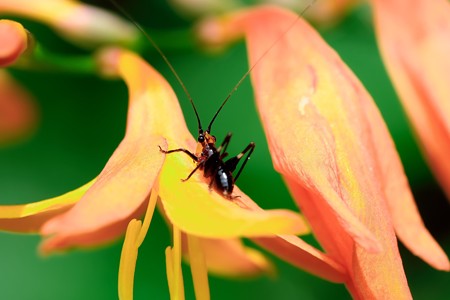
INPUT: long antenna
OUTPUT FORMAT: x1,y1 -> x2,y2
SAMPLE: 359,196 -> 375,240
206,0 -> 316,133
108,0 -> 204,133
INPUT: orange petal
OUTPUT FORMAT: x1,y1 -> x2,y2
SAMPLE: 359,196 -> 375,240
0,70 -> 39,145
40,136 -> 165,252
201,5 -> 439,298
0,20 -> 29,67
371,0 -> 450,201
40,49 -> 176,252
238,190 -> 347,282
0,0 -> 138,48
0,180 -> 93,233
253,235 -> 347,283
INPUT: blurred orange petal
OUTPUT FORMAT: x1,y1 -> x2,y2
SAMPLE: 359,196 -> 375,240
200,5 -> 449,298
267,0 -> 361,27
371,0 -> 450,202
0,0 -> 138,48
184,236 -> 274,278
0,20 -> 29,67
0,70 -> 38,145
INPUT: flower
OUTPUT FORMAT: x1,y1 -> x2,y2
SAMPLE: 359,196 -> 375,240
0,46 -> 308,299
0,19 -> 39,145
370,0 -> 450,202
169,0 -> 360,27
0,19 -> 30,67
0,69 -> 38,145
197,5 -> 449,299
0,0 -> 139,48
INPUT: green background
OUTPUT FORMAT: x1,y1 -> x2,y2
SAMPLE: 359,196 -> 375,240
1,0 -> 449,299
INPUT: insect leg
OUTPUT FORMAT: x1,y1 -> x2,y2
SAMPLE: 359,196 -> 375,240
181,161 -> 205,182
158,145 -> 198,161
225,142 -> 255,182
217,133 -> 232,157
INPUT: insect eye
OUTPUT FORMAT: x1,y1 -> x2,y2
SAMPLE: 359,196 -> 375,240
198,135 -> 205,143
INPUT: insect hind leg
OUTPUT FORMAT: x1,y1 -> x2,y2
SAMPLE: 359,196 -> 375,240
225,142 -> 255,183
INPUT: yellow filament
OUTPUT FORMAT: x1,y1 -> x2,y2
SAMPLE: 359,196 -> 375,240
165,247 -> 175,299
137,187 -> 159,246
118,189 -> 159,300
166,225 -> 185,300
118,219 -> 141,300
187,234 -> 210,300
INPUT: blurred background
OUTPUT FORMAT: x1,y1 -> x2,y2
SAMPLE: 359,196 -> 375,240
1,0 -> 449,299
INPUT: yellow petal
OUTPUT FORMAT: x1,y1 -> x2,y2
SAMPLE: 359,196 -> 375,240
0,180 -> 93,233
159,152 -> 309,238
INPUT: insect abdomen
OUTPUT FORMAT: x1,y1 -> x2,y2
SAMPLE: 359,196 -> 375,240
215,167 -> 233,196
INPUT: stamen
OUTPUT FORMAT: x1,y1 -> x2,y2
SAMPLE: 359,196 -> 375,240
118,188 -> 159,300
187,234 -> 210,300
137,187 -> 159,245
166,225 -> 185,300
118,219 -> 141,300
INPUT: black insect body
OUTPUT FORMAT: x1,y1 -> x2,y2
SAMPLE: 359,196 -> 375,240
160,130 -> 255,199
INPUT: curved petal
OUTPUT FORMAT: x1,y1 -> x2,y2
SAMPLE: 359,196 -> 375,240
0,180 -> 93,233
0,70 -> 39,145
198,5 -> 442,298
0,20 -> 29,67
0,0 -> 138,48
41,137 -> 165,234
253,235 -> 347,283
159,155 -> 309,238
371,0 -> 450,199
40,49 -> 173,251
238,192 -> 347,282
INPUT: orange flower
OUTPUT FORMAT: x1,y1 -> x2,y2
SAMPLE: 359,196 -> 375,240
371,0 -> 450,202
0,0 -> 138,48
0,19 -> 38,145
0,47 -> 308,299
0,19 -> 30,67
0,70 -> 38,145
197,5 -> 449,299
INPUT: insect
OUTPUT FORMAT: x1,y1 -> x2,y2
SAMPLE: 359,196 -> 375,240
159,112 -> 255,199
109,0 -> 315,199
